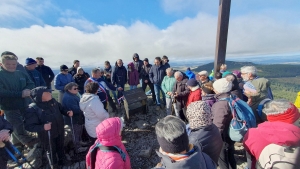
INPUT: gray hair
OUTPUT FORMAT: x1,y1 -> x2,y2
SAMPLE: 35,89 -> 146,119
174,71 -> 183,78
64,82 -> 78,91
166,68 -> 173,74
262,99 -> 292,115
1,54 -> 17,64
240,66 -> 257,75
155,115 -> 186,142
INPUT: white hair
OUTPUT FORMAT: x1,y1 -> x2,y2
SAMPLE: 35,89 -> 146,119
240,66 -> 257,75
166,68 -> 174,73
174,71 -> 183,77
263,99 -> 292,115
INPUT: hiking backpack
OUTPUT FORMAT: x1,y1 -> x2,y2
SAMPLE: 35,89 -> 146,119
256,144 -> 300,169
220,94 -> 256,142
86,141 -> 126,169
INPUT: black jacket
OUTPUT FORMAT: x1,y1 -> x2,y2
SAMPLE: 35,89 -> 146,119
73,72 -> 90,94
68,66 -> 77,77
111,65 -> 127,85
140,64 -> 152,82
173,77 -> 189,109
149,64 -> 166,85
35,65 -> 54,88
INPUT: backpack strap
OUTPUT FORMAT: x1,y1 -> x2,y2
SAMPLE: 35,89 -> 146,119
257,98 -> 271,117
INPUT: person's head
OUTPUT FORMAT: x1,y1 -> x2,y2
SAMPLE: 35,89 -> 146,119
127,62 -> 134,71
36,57 -> 44,66
143,58 -> 149,66
154,57 -> 161,66
91,68 -> 101,79
77,67 -> 84,75
96,117 -> 125,142
213,75 -> 234,94
98,67 -> 105,76
186,101 -> 213,129
220,64 -> 227,72
1,51 -> 18,72
85,82 -> 99,94
201,82 -> 214,96
214,72 -> 223,80
104,61 -> 110,69
73,60 -> 80,68
263,99 -> 300,126
186,78 -> 198,90
232,70 -> 241,78
116,59 -> 123,67
60,65 -> 69,74
64,82 -> 78,94
133,53 -> 140,62
30,86 -> 53,103
155,115 -> 189,154
162,55 -> 169,64
166,68 -> 174,77
240,66 -> 257,82
197,70 -> 208,82
174,71 -> 183,82
25,58 -> 37,70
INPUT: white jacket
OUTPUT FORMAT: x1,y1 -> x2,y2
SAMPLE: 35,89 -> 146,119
79,93 -> 109,138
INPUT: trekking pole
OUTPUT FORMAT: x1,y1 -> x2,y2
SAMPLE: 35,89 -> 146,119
5,146 -> 23,169
70,116 -> 77,153
47,127 -> 54,169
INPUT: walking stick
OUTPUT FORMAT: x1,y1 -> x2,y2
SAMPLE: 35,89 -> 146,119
47,130 -> 54,169
70,116 -> 77,153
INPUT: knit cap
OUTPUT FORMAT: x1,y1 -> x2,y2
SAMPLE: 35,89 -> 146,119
60,65 -> 68,71
157,130 -> 189,154
25,58 -> 37,66
201,82 -> 214,94
232,70 -> 241,78
186,78 -> 198,87
213,75 -> 234,93
265,103 -> 300,124
186,101 -> 213,129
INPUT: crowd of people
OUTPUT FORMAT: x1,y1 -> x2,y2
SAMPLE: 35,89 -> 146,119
0,50 -> 300,169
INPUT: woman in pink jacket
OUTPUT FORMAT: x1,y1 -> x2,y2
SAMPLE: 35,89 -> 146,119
86,117 -> 131,169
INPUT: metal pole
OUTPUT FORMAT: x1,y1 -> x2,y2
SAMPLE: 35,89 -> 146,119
214,0 -> 231,77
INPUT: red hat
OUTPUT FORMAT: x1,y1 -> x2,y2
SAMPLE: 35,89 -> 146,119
267,104 -> 300,124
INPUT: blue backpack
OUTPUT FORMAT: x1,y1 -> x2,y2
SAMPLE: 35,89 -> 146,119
220,95 -> 256,142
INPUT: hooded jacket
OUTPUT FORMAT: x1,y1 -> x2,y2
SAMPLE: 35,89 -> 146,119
243,121 -> 300,168
132,53 -> 143,75
24,87 -> 69,145
127,62 -> 139,86
111,63 -> 127,86
79,93 -> 109,138
86,117 -> 131,169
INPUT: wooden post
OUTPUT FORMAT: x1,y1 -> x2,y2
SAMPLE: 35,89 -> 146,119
214,0 -> 231,77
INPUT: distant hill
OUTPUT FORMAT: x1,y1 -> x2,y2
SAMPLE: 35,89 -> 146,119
192,61 -> 300,78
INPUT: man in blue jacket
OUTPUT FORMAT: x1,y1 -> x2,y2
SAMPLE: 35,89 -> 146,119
54,65 -> 74,103
24,58 -> 46,87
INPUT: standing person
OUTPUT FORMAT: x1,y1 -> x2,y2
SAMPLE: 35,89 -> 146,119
24,87 -> 73,168
1,51 -> 28,75
24,58 -> 46,87
0,116 -> 13,169
104,61 -> 117,102
0,52 -> 38,150
162,55 -> 170,68
79,82 -> 109,142
127,62 -> 139,90
172,71 -> 190,121
111,59 -> 127,98
186,78 -> 202,107
69,60 -> 80,77
211,75 -> 237,169
132,53 -> 143,85
196,70 -> 210,87
140,58 -> 156,104
149,57 -> 167,109
62,82 -> 87,153
36,57 -> 55,89
201,82 -> 216,107
161,68 -> 176,116
73,67 -> 90,95
185,67 -> 195,79
54,65 -> 74,103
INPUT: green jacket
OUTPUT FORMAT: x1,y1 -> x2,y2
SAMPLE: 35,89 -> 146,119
161,75 -> 176,98
0,68 -> 35,110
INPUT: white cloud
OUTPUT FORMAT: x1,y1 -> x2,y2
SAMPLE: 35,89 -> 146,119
1,12 -> 299,69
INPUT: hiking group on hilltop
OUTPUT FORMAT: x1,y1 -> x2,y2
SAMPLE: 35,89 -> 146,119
0,51 -> 299,169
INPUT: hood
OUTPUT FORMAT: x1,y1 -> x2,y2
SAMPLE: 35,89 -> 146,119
127,62 -> 136,70
96,117 -> 122,146
79,93 -> 99,111
77,67 -> 83,74
30,86 -> 52,103
185,70 -> 193,75
132,53 -> 139,60
257,121 -> 300,145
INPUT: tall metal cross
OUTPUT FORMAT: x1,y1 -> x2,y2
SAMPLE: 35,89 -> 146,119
214,0 -> 231,76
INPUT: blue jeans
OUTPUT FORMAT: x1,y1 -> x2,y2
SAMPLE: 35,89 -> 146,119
130,85 -> 137,90
154,84 -> 166,105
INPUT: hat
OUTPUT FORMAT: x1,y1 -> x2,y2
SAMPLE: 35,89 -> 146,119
25,58 -> 37,66
202,82 -> 214,94
36,57 -> 44,60
232,70 -> 241,78
60,65 -> 68,71
198,70 -> 208,76
213,75 -> 234,93
133,53 -> 139,59
186,101 -> 213,129
187,78 -> 198,87
157,129 -> 189,154
73,60 -> 79,64
143,58 -> 149,62
221,71 -> 232,78
266,104 -> 300,124
30,86 -> 53,103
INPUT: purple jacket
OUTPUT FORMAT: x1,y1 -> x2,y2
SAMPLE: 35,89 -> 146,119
202,94 -> 216,107
127,62 -> 139,86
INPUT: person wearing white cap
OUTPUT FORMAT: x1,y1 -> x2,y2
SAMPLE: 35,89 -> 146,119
196,70 -> 209,87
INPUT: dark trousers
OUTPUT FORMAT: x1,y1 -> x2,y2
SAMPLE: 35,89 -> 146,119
116,84 -> 125,99
46,134 -> 65,165
142,81 -> 156,102
107,92 -> 117,111
218,138 -> 237,169
0,148 -> 9,169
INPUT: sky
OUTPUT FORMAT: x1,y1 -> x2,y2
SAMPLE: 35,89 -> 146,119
0,0 -> 300,68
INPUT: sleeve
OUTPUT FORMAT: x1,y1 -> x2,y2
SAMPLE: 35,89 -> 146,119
100,81 -> 116,91
177,83 -> 190,98
0,83 -> 22,97
24,72 -> 35,90
57,101 -> 69,116
54,74 -> 64,91
124,69 -> 128,84
91,99 -> 109,121
149,67 -> 154,83
0,116 -> 13,133
24,108 -> 44,132
63,96 -> 82,115
48,67 -> 55,82
161,77 -> 168,94
135,71 -> 139,85
39,72 -> 46,86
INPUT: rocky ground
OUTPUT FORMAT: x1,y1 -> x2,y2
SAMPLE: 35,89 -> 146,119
8,98 -> 247,169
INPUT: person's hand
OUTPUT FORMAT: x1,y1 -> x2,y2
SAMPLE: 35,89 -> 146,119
117,87 -> 123,91
67,111 -> 73,117
174,92 -> 178,97
22,89 -> 31,98
144,80 -> 148,83
0,129 -> 10,141
44,123 -> 52,131
167,92 -> 172,96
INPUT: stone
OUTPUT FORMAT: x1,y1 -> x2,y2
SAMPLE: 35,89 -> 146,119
138,147 -> 152,158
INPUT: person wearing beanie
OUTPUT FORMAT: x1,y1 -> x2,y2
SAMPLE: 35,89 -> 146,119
186,101 -> 223,164
185,67 -> 196,80
35,57 -> 55,89
211,75 -> 237,169
54,64 -> 74,103
243,99 -> 300,168
154,115 -> 216,169
140,58 -> 156,105
69,60 -> 80,77
197,70 -> 209,87
201,82 -> 216,107
73,67 -> 90,95
24,58 -> 46,87
186,78 -> 201,107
